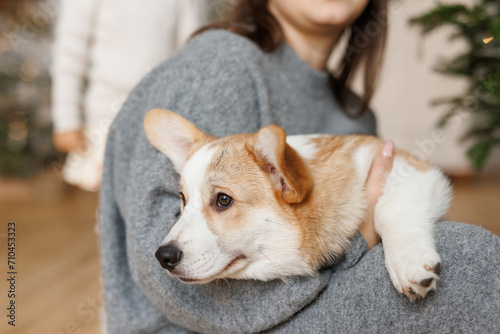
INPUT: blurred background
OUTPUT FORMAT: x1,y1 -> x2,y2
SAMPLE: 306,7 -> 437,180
0,0 -> 498,333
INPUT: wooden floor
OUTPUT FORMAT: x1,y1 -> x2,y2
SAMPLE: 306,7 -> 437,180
1,174 -> 101,334
446,176 -> 500,236
0,172 -> 499,334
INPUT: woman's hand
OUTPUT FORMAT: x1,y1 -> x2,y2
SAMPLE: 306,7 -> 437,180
359,140 -> 394,250
53,129 -> 86,153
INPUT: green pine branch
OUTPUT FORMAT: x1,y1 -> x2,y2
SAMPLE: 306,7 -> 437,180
410,1 -> 500,170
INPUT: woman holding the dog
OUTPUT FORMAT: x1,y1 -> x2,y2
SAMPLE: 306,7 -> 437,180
99,0 -> 500,333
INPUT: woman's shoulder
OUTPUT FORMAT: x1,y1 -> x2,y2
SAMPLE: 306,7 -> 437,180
188,28 -> 264,59
192,28 -> 262,50
140,28 -> 265,98
112,29 -> 265,136
163,28 -> 265,72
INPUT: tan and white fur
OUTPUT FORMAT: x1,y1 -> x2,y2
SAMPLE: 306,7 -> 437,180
145,109 -> 451,300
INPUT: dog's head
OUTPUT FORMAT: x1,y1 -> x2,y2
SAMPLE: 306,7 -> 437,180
144,109 -> 314,283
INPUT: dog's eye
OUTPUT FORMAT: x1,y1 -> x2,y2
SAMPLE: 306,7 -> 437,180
179,192 -> 186,207
217,193 -> 233,208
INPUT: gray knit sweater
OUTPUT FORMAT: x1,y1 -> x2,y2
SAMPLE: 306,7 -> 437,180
100,30 -> 500,334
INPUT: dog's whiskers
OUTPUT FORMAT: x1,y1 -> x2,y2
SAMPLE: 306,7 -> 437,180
258,249 -> 286,281
214,277 -> 233,290
222,278 -> 232,291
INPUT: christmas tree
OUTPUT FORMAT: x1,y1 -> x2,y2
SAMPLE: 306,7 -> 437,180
410,0 -> 500,171
0,0 -> 62,177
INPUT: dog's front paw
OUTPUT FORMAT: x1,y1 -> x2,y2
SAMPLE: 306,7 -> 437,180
384,243 -> 441,301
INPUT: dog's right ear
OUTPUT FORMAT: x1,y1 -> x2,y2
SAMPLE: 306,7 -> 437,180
253,125 -> 312,204
144,109 -> 211,173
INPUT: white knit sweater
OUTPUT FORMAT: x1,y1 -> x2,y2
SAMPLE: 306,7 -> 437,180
51,0 -> 209,133
51,0 -> 209,190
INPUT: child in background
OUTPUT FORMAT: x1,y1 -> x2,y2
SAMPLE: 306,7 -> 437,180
51,0 -> 209,191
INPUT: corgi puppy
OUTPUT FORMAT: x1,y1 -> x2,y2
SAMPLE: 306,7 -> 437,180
144,109 -> 451,300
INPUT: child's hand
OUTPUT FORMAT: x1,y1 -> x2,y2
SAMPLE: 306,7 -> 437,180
359,140 -> 394,250
53,129 -> 86,153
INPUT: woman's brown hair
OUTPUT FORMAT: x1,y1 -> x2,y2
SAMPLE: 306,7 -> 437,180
195,0 -> 388,118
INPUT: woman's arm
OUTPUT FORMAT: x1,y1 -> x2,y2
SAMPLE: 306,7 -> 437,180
267,221 -> 500,333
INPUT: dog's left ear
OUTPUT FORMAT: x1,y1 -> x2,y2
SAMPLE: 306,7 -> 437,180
144,109 -> 212,173
253,125 -> 312,204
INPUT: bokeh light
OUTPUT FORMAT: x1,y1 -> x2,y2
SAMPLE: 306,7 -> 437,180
20,59 -> 41,81
8,120 -> 28,141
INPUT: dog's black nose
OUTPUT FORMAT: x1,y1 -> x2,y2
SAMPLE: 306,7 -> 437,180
155,244 -> 183,271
